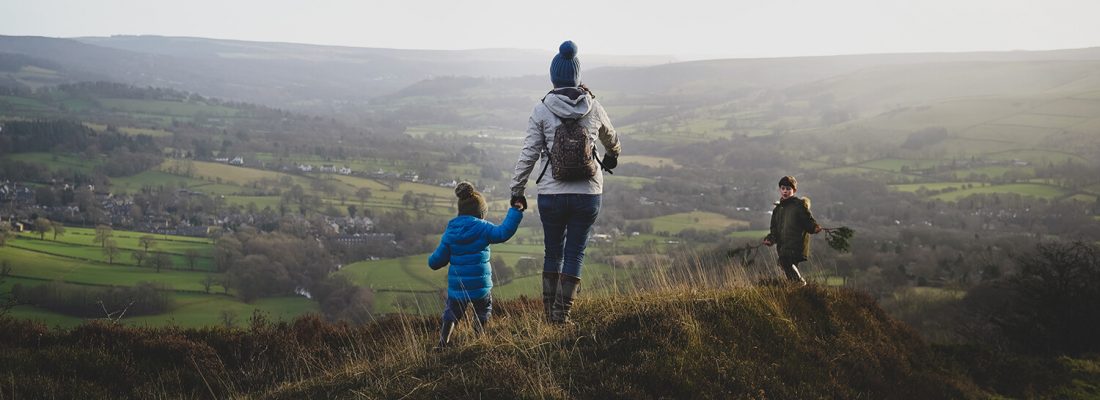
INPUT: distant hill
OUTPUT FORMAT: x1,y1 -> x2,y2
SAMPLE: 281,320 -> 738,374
0,35 -> 673,112
587,47 -> 1100,95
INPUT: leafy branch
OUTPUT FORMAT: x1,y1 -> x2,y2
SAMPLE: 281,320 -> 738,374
823,227 -> 855,253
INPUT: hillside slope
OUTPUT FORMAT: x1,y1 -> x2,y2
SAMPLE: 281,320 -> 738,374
0,285 -> 999,399
265,285 -> 977,399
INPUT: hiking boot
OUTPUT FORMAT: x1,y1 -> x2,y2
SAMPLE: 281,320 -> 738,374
550,274 -> 581,324
781,263 -> 807,287
434,320 -> 456,351
542,272 -> 559,322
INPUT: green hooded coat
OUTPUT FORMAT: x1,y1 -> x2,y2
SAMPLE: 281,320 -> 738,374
765,196 -> 820,262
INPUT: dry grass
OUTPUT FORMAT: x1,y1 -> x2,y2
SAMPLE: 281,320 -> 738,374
0,252 -> 1019,399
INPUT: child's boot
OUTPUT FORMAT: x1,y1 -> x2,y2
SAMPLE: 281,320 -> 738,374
782,263 -> 807,287
550,274 -> 581,324
542,272 -> 559,322
435,321 -> 455,351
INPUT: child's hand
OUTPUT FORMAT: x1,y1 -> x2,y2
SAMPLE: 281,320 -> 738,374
511,195 -> 528,211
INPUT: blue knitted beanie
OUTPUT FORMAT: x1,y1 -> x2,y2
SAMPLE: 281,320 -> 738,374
550,40 -> 581,88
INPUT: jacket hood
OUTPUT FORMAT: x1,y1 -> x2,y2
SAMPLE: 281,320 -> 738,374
542,87 -> 592,119
443,216 -> 484,245
776,196 -> 810,208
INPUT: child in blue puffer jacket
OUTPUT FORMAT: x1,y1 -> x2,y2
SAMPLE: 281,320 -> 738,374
428,181 -> 523,348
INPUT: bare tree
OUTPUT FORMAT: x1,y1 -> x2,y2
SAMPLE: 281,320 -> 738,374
0,224 -> 12,247
51,222 -> 65,241
0,260 -> 14,316
139,235 -> 157,252
131,250 -> 148,268
184,249 -> 200,271
201,275 -> 217,293
103,239 -> 120,264
356,187 -> 372,205
220,309 -> 238,328
33,217 -> 51,240
93,225 -> 114,248
152,252 -> 173,273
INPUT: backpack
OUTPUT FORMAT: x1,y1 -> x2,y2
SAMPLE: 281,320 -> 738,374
537,116 -> 604,183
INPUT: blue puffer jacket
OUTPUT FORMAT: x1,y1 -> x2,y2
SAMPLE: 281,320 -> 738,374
428,208 -> 523,301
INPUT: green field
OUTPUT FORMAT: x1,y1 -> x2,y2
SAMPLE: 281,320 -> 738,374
125,294 -> 319,327
2,152 -> 102,174
645,211 -> 749,234
29,226 -> 211,248
928,183 -> 1070,201
1066,194 -> 1098,203
890,182 -> 982,193
858,158 -> 942,173
604,175 -> 656,190
0,246 -> 217,292
98,98 -> 240,118
983,149 -> 1088,165
620,155 -> 682,169
8,235 -> 214,271
188,160 -> 290,185
83,122 -> 173,137
1,275 -> 316,328
0,227 -> 324,328
111,169 -> 255,196
0,95 -> 52,112
728,230 -> 769,239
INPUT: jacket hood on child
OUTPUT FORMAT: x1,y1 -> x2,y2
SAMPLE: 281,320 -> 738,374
428,208 -> 523,301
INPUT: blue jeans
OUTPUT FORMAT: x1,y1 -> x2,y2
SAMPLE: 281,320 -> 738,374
538,194 -> 601,279
441,294 -> 492,324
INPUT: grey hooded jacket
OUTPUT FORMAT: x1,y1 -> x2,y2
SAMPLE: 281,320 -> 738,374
510,87 -> 621,197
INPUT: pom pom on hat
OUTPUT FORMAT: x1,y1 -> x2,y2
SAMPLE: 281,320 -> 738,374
455,181 -> 487,218
455,181 -> 475,199
550,40 -> 581,88
558,40 -> 577,60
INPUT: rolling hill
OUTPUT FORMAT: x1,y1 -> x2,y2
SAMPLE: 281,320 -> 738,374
0,35 -> 673,112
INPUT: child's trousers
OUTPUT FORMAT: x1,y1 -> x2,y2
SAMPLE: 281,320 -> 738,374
441,294 -> 493,328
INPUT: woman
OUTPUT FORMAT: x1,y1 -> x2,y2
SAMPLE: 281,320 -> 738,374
510,40 -> 621,324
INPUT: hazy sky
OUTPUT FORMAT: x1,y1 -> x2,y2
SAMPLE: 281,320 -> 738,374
3,0 -> 1099,60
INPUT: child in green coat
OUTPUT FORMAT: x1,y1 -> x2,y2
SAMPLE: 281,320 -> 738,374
763,176 -> 822,286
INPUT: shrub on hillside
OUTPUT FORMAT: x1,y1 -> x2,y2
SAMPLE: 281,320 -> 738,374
11,281 -> 174,318
958,241 -> 1100,355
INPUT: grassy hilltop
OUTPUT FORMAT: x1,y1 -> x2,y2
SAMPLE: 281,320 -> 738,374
2,277 -> 1097,399
0,285 -> 953,399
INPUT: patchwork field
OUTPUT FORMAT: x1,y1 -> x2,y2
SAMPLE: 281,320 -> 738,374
647,211 -> 750,234
620,155 -> 682,169
928,183 -> 1069,201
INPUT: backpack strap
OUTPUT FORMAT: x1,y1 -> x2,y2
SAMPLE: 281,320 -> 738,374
593,147 -> 612,174
535,153 -> 551,184
535,112 -> 564,184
